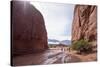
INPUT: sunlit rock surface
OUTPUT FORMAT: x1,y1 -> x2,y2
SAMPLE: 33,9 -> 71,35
72,5 -> 97,42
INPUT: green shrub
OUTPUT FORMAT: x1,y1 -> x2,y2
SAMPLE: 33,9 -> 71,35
71,39 -> 92,53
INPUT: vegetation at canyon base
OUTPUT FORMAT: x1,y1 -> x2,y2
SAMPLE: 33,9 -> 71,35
71,39 -> 92,54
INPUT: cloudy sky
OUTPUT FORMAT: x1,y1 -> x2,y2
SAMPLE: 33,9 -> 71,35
30,2 -> 75,41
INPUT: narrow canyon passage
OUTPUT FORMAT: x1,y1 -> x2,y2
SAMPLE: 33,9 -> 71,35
11,1 -> 97,66
11,1 -> 75,66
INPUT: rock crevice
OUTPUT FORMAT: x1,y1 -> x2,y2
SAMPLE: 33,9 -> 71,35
72,5 -> 97,42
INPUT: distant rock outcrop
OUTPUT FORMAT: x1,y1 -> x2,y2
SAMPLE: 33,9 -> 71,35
72,5 -> 97,42
11,1 -> 48,56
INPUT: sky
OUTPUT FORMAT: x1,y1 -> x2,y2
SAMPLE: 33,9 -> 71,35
30,2 -> 75,41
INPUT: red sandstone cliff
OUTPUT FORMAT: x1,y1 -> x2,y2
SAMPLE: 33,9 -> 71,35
11,1 -> 48,56
72,5 -> 97,42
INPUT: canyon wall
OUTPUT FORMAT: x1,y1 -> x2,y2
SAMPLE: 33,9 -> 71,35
11,1 -> 48,56
72,5 -> 97,42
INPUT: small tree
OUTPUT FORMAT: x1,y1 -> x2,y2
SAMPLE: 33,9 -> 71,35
71,39 -> 92,54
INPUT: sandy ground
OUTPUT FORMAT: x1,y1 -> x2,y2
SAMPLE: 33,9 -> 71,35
67,50 -> 97,62
12,48 -> 97,66
12,49 -> 65,66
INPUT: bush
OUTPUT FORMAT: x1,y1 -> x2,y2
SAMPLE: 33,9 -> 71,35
71,39 -> 92,54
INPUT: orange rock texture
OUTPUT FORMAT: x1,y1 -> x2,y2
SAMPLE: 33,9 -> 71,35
72,5 -> 97,42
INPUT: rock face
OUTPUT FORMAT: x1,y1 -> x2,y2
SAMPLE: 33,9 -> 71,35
11,1 -> 48,56
72,5 -> 97,42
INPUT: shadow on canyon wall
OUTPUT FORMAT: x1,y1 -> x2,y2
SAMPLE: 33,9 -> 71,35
11,1 -> 48,57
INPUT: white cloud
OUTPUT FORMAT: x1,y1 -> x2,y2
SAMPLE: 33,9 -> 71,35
48,35 -> 71,41
30,2 -> 75,40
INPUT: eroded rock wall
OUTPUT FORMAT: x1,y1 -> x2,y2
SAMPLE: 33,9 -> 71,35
11,1 -> 48,56
72,5 -> 97,42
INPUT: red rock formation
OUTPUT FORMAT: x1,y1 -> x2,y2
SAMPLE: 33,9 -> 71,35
11,1 -> 48,56
72,5 -> 97,42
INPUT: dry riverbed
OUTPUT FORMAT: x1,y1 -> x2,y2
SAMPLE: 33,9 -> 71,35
12,47 -> 97,66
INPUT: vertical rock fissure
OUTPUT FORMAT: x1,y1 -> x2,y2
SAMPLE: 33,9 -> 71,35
72,5 -> 97,42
